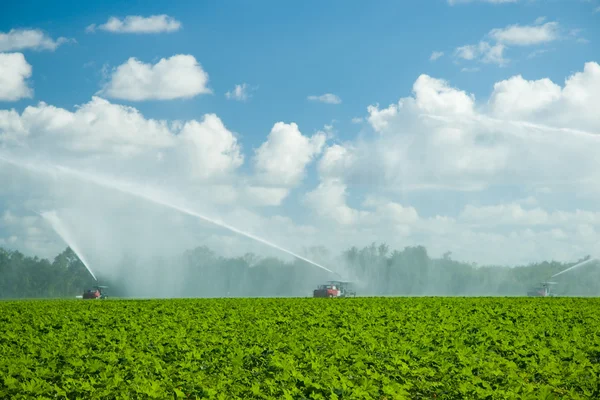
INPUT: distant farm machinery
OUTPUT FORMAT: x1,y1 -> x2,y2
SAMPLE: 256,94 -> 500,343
526,281 -> 557,297
527,257 -> 599,297
313,281 -> 356,298
80,285 -> 108,299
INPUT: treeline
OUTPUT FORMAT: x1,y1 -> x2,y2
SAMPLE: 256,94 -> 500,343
1,244 -> 599,299
0,247 -> 96,299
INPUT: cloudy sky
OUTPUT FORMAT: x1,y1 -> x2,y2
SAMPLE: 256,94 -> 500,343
1,0 -> 600,268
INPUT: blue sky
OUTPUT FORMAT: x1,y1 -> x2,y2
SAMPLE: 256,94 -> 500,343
1,0 -> 600,266
2,0 -> 597,144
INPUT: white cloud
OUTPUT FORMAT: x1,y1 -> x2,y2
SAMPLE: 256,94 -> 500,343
0,29 -> 70,52
0,53 -> 33,101
225,83 -> 254,101
304,179 -> 365,226
459,203 -> 600,228
1,97 -> 174,154
307,93 -> 342,104
454,20 -> 561,67
595,6 -> 600,13
460,203 -> 550,226
489,75 -> 562,118
489,22 -> 560,46
351,117 -> 363,124
301,180 -> 600,265
310,62 -> 600,232
253,122 -> 326,187
319,123 -> 336,139
430,51 -> 444,61
244,186 -> 291,207
179,114 -> 244,179
317,144 -> 363,185
178,115 -> 244,181
455,41 -> 507,65
3,60 -> 600,269
479,42 -> 507,64
0,95 -> 320,211
0,97 -> 242,182
362,196 -> 420,226
411,74 -> 476,116
455,45 -> 478,60
86,15 -> 181,34
489,62 -> 600,131
99,55 -> 211,101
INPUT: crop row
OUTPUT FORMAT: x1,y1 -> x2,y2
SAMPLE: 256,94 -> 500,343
1,297 -> 600,399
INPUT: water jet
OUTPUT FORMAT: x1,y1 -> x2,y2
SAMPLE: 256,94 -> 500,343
0,153 -> 344,280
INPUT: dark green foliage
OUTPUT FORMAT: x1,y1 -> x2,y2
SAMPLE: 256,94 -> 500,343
0,247 -> 95,299
2,243 -> 600,299
1,297 -> 600,399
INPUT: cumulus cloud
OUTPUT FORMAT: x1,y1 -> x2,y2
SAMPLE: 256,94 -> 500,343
304,179 -> 365,226
455,45 -> 478,61
430,51 -> 444,61
0,93 -> 315,217
361,196 -> 420,226
326,63 -> 600,191
489,22 -> 560,46
0,97 -> 242,181
225,83 -> 254,101
455,42 -> 507,65
86,15 -> 181,34
0,97 -> 173,154
300,61 -> 600,264
307,93 -> 342,104
302,187 -> 600,265
0,29 -> 70,52
0,53 -> 33,101
177,115 -> 244,181
253,122 -> 326,187
412,74 -> 476,115
454,20 -> 562,66
99,55 -> 211,101
305,185 -> 420,237
489,62 -> 600,131
478,42 -> 507,64
3,61 -> 600,268
317,144 -> 357,181
488,75 -> 562,118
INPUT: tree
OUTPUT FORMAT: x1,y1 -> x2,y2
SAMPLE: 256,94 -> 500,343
2,243 -> 600,299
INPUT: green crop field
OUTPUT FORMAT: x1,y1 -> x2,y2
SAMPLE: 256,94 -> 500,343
1,298 -> 600,399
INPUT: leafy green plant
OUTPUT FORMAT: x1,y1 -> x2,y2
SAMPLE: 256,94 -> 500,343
1,297 -> 600,399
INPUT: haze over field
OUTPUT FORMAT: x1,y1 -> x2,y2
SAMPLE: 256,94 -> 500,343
1,0 -> 600,296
